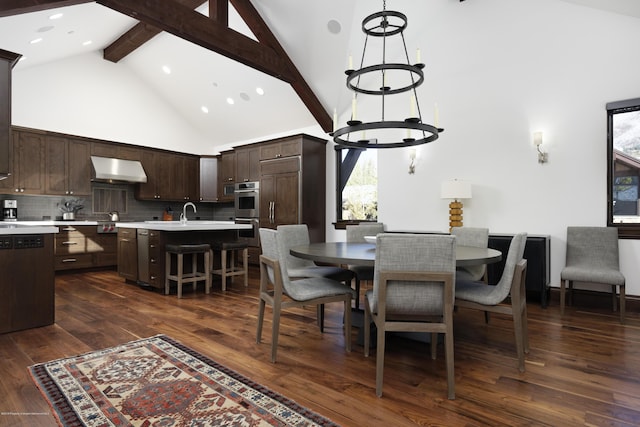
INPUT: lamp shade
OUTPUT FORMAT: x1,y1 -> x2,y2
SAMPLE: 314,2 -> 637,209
441,180 -> 472,199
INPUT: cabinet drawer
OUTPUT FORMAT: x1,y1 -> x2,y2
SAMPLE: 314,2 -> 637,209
260,140 -> 301,160
57,225 -> 96,239
55,237 -> 86,254
55,254 -> 94,270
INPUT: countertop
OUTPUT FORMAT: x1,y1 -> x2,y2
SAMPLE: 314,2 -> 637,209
0,223 -> 59,235
115,220 -> 251,231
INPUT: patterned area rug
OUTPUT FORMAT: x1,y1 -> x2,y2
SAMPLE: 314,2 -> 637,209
29,335 -> 339,426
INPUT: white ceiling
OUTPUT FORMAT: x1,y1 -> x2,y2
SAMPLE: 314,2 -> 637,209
0,0 -> 638,149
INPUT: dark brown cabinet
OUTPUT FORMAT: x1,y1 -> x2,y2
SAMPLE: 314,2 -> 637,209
217,150 -> 236,202
136,151 -> 196,202
235,145 -> 260,183
45,136 -> 91,196
181,155 -> 199,201
54,225 -> 117,271
0,130 -> 46,194
259,135 -> 327,243
117,228 -> 138,281
91,141 -> 142,161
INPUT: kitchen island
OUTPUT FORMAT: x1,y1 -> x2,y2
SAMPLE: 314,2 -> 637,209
0,223 -> 58,333
115,221 -> 251,290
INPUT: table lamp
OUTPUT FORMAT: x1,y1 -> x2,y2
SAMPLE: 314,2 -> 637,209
441,179 -> 472,232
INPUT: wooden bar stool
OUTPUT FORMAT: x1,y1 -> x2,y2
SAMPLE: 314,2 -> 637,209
165,243 -> 211,298
210,240 -> 248,291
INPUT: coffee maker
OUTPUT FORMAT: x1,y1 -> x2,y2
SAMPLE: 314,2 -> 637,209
3,200 -> 17,221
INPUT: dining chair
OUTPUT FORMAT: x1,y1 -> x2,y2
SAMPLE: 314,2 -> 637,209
257,228 -> 355,363
560,226 -> 626,323
363,233 -> 457,399
346,223 -> 385,309
451,226 -> 489,282
276,224 -> 355,330
454,232 -> 529,372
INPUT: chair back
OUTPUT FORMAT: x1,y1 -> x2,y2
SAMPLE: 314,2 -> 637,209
346,223 -> 385,243
276,224 -> 316,270
489,232 -> 527,304
372,233 -> 456,316
451,227 -> 489,281
259,228 -> 279,285
566,226 -> 620,269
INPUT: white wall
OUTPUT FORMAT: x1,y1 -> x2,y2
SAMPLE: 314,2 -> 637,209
327,0 -> 640,296
11,51 -> 211,155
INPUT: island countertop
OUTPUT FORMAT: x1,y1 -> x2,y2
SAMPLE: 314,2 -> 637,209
115,220 -> 252,231
0,223 -> 59,235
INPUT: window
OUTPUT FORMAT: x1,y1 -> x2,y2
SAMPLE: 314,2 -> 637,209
607,98 -> 640,238
335,147 -> 378,227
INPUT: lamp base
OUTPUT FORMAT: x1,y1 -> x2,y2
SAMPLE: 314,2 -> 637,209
448,201 -> 464,232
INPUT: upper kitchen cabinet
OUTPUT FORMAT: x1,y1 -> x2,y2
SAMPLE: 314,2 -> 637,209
0,49 -> 21,180
235,145 -> 260,183
199,156 -> 219,202
135,150 -> 186,201
182,155 -> 199,201
217,150 -> 236,202
259,134 -> 327,243
260,138 -> 302,161
45,135 -> 91,196
92,141 -> 142,161
0,129 -> 45,195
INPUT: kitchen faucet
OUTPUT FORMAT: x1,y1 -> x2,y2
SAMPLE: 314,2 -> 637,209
180,202 -> 196,224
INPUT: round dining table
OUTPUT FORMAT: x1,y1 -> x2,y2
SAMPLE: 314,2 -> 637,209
290,241 -> 502,268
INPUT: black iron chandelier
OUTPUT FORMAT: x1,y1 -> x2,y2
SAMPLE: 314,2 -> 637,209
331,1 -> 443,149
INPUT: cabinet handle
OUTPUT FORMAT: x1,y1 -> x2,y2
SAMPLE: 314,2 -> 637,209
69,190 -> 74,195
150,244 -> 156,248
150,258 -> 156,263
62,258 -> 77,263
150,275 -> 156,280
62,241 -> 78,246
120,238 -> 130,242
62,227 -> 76,231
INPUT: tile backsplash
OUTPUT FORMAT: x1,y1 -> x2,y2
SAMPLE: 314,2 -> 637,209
2,183 -> 234,222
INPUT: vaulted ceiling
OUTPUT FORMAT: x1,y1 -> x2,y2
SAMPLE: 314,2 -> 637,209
0,0 -> 638,149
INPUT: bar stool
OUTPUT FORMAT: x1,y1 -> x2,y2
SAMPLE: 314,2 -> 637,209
165,243 -> 211,298
210,240 -> 248,291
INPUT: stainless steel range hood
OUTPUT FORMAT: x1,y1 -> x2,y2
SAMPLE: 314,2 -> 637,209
91,156 -> 147,184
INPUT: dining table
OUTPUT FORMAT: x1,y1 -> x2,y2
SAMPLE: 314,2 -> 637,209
289,241 -> 502,268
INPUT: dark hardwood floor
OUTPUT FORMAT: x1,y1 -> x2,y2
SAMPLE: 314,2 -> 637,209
1,267 -> 640,426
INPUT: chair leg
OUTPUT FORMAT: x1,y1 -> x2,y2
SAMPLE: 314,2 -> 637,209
243,248 -> 249,287
256,298 -> 265,343
271,293 -> 282,363
560,279 -> 567,315
205,250 -> 211,294
191,253 -> 197,293
444,325 -> 455,400
165,252 -> 171,295
354,277 -> 361,310
364,302 -> 371,357
220,249 -> 227,291
512,300 -> 525,373
375,320 -> 386,397
430,333 -> 437,360
317,304 -> 325,332
620,284 -> 626,324
176,253 -> 184,298
344,298 -> 352,353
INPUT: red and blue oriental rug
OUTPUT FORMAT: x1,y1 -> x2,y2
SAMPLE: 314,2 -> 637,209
29,334 -> 339,426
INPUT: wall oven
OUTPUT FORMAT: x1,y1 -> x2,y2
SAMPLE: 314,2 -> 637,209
234,181 -> 259,218
235,217 -> 260,247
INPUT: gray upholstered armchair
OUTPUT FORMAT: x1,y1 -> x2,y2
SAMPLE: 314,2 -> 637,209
560,226 -> 626,323
363,233 -> 456,399
455,232 -> 529,372
451,226 -> 489,282
346,223 -> 385,309
256,228 -> 355,362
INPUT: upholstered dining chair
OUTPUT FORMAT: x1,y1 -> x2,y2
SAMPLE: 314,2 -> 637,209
276,224 -> 355,330
257,228 -> 355,363
364,233 -> 457,399
451,226 -> 489,282
560,226 -> 626,324
454,233 -> 529,372
346,223 -> 385,309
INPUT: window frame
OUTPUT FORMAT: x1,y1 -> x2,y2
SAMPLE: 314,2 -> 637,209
606,97 -> 640,239
334,146 -> 378,230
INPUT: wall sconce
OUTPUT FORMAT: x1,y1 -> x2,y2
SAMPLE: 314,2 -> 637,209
408,148 -> 417,174
441,179 -> 472,231
533,131 -> 548,163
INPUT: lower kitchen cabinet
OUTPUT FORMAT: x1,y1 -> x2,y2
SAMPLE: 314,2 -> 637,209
55,225 -> 117,271
117,228 -> 137,281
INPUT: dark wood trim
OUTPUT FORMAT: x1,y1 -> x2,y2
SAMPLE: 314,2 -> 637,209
0,0 -> 91,17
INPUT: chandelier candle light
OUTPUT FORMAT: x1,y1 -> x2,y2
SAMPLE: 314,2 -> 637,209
441,179 -> 472,232
331,0 -> 443,149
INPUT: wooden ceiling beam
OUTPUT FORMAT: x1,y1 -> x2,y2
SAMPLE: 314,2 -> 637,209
229,0 -> 332,133
0,0 -> 91,17
97,0 -> 294,82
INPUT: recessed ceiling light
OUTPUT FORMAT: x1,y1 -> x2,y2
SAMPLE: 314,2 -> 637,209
201,106 -> 209,113
256,87 -> 264,95
82,40 -> 92,46
30,38 -> 43,44
162,65 -> 171,74
240,92 -> 250,101
37,26 -> 54,33
327,19 -> 341,34
226,98 -> 235,105
49,13 -> 63,20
